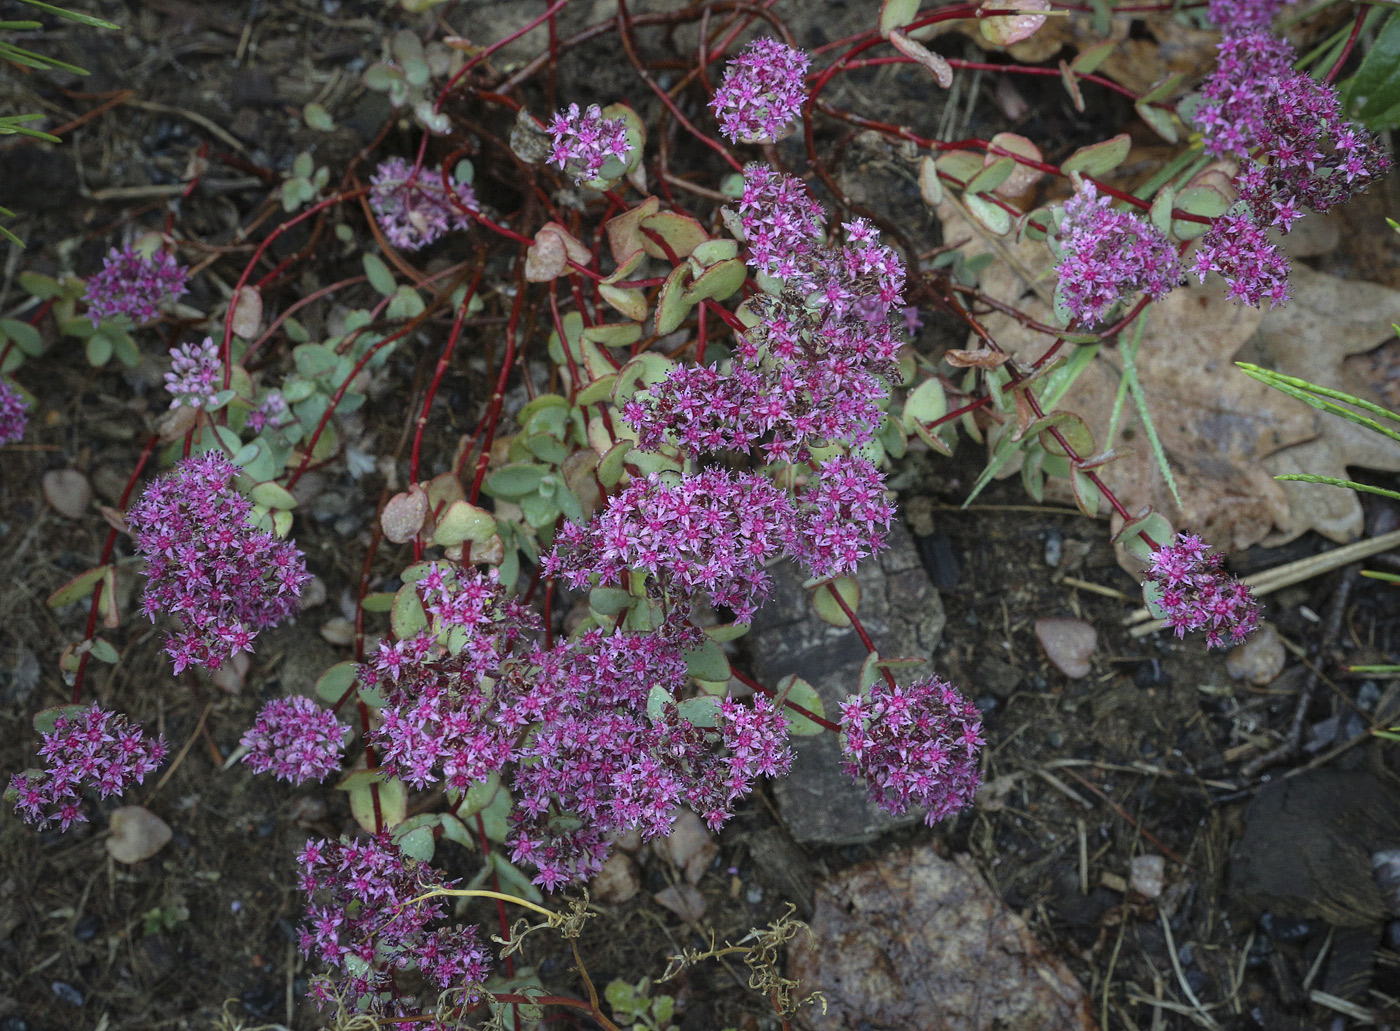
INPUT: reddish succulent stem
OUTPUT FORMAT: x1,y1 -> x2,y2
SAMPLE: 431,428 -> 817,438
244,274 -> 367,364
467,272 -> 527,504
220,192 -> 361,396
616,0 -> 744,173
1326,7 -> 1368,85
434,0 -> 573,114
70,432 -> 161,703
409,267 -> 483,486
729,666 -> 841,733
824,582 -> 898,690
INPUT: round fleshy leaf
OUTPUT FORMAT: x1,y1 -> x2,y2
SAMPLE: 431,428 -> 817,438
986,132 -> 1043,197
811,577 -> 860,627
777,675 -> 826,736
979,0 -> 1051,46
381,485 -> 429,544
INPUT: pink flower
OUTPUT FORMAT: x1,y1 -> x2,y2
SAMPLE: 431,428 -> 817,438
369,158 -> 477,251
0,378 -> 28,445
1206,0 -> 1293,33
245,390 -> 291,434
1054,181 -> 1180,325
840,675 -> 982,825
127,452 -> 311,673
297,834 -> 488,1021
711,37 -> 810,143
9,705 -> 167,831
240,696 -> 347,784
164,337 -> 222,409
83,246 -> 188,325
1188,25 -> 1387,308
1190,212 -> 1291,309
547,468 -> 798,624
1142,533 -> 1260,649
545,103 -> 633,184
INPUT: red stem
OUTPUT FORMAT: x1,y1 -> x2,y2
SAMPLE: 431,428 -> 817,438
69,433 -> 161,703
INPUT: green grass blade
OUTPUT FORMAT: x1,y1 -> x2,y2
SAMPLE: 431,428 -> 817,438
1123,328 -> 1182,510
1360,570 -> 1400,585
1236,363 -> 1400,444
0,40 -> 90,75
1237,362 -> 1400,424
15,0 -> 119,29
1105,313 -> 1142,445
1275,474 -> 1400,503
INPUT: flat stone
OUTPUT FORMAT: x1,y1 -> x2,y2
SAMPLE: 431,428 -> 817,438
748,523 -> 945,844
790,847 -> 1097,1031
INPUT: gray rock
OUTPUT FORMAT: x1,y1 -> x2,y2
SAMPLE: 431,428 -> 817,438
748,523 -> 945,844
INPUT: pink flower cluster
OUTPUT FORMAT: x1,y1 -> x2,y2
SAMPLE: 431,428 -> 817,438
361,566 -> 792,889
545,103 -> 632,184
240,696 -> 347,784
9,705 -> 167,831
83,245 -> 188,325
711,37 -> 810,143
245,390 -> 291,434
127,453 -> 311,673
1143,533 -> 1260,649
794,455 -> 896,579
1190,21 -> 1388,307
1206,0 -> 1293,33
625,168 -> 904,463
601,164 -> 899,612
734,163 -> 826,287
1054,181 -> 1179,325
548,469 -> 797,624
164,337 -> 222,409
840,675 -> 982,825
298,834 -> 489,1020
509,640 -> 791,887
1189,212 -> 1291,308
0,378 -> 27,445
369,157 -> 477,251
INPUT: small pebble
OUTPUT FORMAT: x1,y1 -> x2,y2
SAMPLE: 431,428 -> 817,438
653,884 -> 706,922
1129,854 -> 1165,899
974,695 -> 999,714
42,469 -> 92,520
106,806 -> 172,864
1047,730 -> 1065,749
1226,624 -> 1285,685
1358,681 -> 1381,713
1035,616 -> 1097,679
917,532 -> 960,590
746,885 -> 764,904
320,617 -> 356,646
73,915 -> 101,941
51,982 -> 83,1007
1260,912 -> 1312,943
1044,530 -> 1062,568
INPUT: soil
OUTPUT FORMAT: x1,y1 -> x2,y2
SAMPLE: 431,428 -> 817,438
2,3 -> 1399,1031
